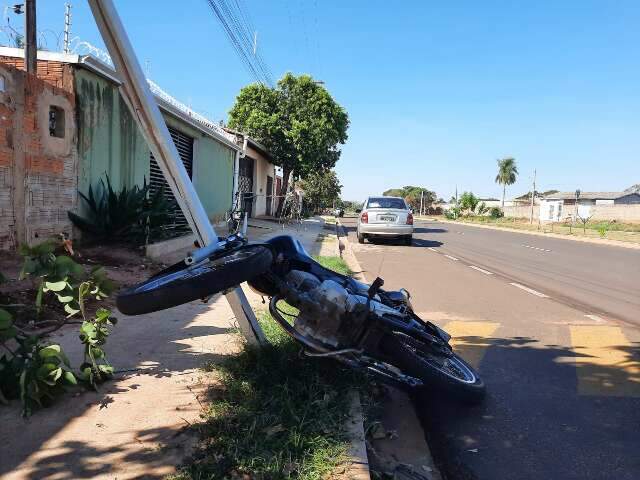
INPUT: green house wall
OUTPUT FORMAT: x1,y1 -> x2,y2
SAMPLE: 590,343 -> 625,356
74,67 -> 235,223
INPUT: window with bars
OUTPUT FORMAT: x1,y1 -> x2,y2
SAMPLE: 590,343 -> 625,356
149,126 -> 194,235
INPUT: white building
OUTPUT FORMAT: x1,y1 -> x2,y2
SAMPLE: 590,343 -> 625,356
539,191 -> 640,222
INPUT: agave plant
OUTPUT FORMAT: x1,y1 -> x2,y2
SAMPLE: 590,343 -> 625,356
68,175 -> 176,244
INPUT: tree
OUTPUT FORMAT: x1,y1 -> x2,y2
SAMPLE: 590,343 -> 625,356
383,186 -> 436,212
459,191 -> 479,214
298,169 -> 342,214
228,73 -> 349,214
495,157 -> 518,208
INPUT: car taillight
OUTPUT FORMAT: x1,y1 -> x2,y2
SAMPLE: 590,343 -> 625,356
406,213 -> 414,225
361,212 -> 368,223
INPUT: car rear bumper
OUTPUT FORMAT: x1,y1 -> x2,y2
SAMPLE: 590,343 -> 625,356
358,224 -> 413,236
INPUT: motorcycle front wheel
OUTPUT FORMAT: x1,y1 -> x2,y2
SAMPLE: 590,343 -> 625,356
380,331 -> 485,404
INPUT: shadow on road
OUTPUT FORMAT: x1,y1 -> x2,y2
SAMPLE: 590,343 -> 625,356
412,238 -> 444,248
414,334 -> 640,480
413,227 -> 448,234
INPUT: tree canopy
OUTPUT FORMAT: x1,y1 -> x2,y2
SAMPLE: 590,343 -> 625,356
228,73 -> 349,213
383,186 -> 436,212
298,169 -> 342,214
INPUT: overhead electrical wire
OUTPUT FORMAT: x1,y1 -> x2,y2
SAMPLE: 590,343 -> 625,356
204,0 -> 274,87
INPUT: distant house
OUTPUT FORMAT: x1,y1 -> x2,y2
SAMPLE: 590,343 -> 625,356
539,191 -> 640,222
478,198 -> 501,208
223,128 -> 278,218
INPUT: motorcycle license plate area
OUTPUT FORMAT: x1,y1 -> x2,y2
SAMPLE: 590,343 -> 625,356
379,215 -> 396,222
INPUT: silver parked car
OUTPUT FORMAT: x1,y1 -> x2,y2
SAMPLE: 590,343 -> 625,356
357,196 -> 413,245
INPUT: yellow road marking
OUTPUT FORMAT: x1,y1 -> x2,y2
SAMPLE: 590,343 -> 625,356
444,321 -> 500,369
569,326 -> 640,397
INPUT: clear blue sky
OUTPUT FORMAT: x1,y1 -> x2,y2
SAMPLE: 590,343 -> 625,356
27,1 -> 640,201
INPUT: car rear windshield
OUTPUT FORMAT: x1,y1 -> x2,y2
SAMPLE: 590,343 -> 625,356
367,197 -> 407,209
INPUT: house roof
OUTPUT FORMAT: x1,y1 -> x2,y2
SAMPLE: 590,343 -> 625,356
543,191 -> 634,200
221,127 -> 273,161
0,46 -> 240,151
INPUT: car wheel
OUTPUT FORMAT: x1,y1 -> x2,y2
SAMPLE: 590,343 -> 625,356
405,235 -> 412,246
358,231 -> 365,244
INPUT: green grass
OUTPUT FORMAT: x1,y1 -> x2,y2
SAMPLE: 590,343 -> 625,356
312,255 -> 352,276
170,257 -> 364,480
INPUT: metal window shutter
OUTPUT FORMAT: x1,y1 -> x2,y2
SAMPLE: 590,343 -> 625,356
149,126 -> 194,234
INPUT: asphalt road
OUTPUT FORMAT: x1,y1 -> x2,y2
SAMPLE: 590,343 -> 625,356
340,216 -> 640,480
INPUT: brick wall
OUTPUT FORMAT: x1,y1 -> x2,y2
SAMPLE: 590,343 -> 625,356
0,57 -> 72,91
0,88 -> 16,249
0,59 -> 77,249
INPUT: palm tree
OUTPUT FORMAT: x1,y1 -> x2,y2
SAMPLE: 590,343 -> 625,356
495,157 -> 518,207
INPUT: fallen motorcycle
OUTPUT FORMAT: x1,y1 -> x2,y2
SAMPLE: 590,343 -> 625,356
117,235 -> 485,403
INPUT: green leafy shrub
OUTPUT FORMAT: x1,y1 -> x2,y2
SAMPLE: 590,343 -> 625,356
1,241 -> 117,415
78,307 -> 116,387
444,206 -> 461,220
489,207 -> 504,218
598,224 -> 608,238
19,241 -> 84,317
476,201 -> 489,215
68,175 -> 176,244
0,308 -> 77,415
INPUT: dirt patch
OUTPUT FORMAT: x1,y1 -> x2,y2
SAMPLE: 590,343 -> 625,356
0,242 -> 163,331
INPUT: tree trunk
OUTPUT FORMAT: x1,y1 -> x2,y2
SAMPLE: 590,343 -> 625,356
276,167 -> 292,217
501,184 -> 506,208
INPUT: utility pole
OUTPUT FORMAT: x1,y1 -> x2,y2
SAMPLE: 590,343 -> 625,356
529,169 -> 536,224
63,3 -> 71,54
455,185 -> 458,219
25,0 -> 37,73
420,189 -> 424,217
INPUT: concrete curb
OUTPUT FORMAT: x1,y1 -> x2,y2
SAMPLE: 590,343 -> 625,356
335,219 -> 442,480
245,218 -> 371,479
318,222 -> 371,479
422,216 -> 640,250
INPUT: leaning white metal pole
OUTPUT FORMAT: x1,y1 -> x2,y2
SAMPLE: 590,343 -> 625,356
87,0 -> 265,345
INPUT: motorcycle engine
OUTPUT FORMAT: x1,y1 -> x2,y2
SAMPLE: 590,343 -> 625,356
286,270 -> 368,348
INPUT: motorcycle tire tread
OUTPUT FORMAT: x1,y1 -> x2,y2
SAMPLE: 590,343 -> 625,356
116,244 -> 272,316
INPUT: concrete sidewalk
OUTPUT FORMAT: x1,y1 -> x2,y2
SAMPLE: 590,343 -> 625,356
0,218 -> 332,480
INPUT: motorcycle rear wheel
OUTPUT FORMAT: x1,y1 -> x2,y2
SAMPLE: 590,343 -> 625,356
117,245 -> 272,315
380,331 -> 485,404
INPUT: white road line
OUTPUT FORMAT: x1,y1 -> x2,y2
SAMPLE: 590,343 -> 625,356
444,254 -> 459,261
428,247 -> 439,252
469,265 -> 493,275
509,282 -> 549,298
521,244 -> 552,253
584,314 -> 606,324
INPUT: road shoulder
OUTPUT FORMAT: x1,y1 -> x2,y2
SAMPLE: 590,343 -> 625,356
423,217 -> 640,250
